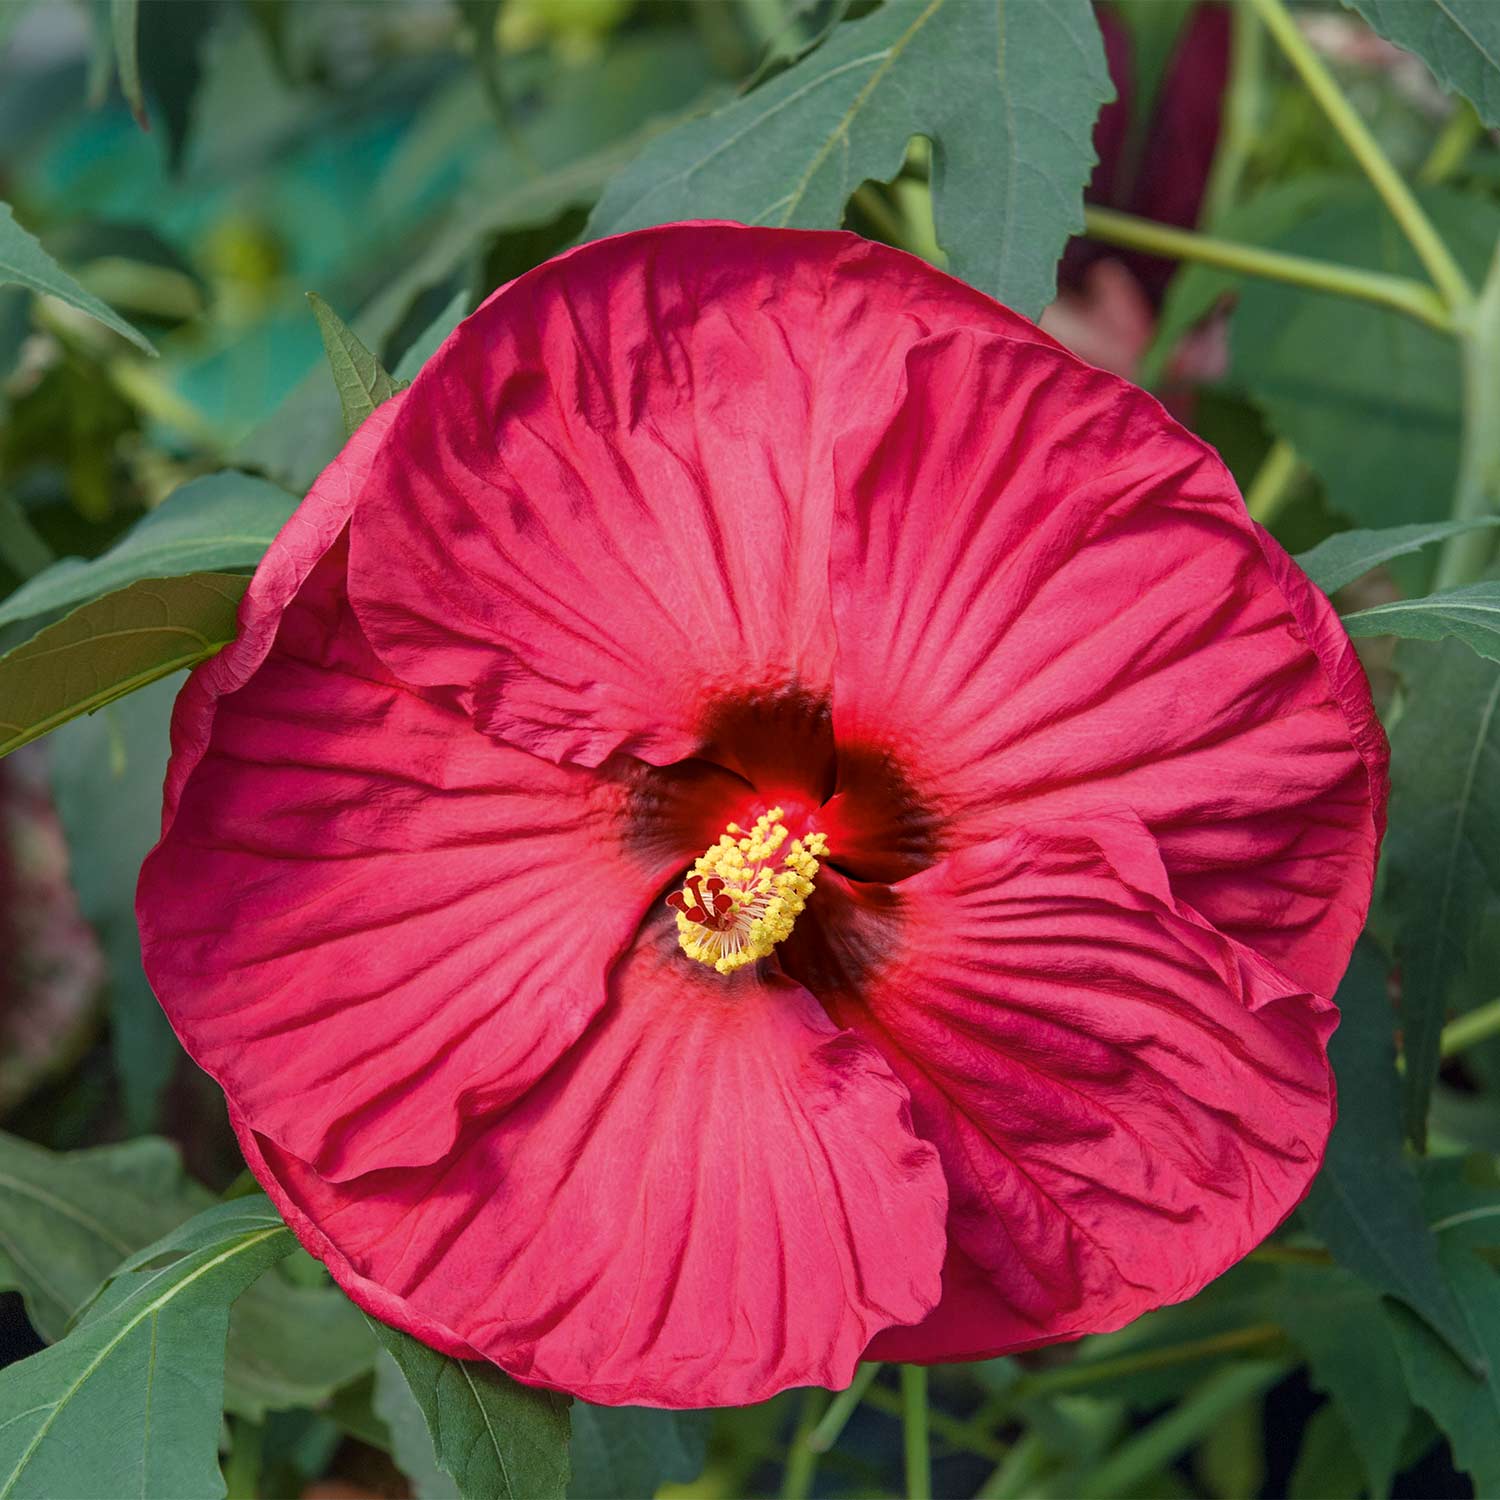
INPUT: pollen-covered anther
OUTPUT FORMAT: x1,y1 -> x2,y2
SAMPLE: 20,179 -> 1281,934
666,808 -> 829,975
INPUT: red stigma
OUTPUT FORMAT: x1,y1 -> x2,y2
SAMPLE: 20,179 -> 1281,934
667,874 -> 735,930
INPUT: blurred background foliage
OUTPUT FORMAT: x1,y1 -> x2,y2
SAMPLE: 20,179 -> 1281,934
5,1 -> 1500,1497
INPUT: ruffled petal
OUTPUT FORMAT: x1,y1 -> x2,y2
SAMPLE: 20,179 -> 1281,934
827,328 -> 1384,995
786,816 -> 1335,1361
346,224 -> 1054,770
139,528 -> 741,1183
231,925 -> 949,1407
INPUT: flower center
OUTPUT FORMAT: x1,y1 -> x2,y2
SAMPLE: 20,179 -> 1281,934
666,808 -> 828,975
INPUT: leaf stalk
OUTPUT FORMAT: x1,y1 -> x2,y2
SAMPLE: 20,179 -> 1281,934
1436,242 -> 1500,589
1081,206 -> 1453,333
900,1364 -> 932,1500
1246,0 -> 1474,317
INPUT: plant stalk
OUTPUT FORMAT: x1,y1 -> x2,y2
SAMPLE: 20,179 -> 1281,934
1420,103 -> 1484,186
1007,1323 -> 1286,1402
1073,1362 -> 1288,1500
1247,0 -> 1473,316
901,1364 -> 932,1500
780,1389 -> 829,1500
1244,439 -> 1303,526
1436,242 -> 1500,589
1082,206 -> 1452,333
862,1384 -> 1009,1464
807,1361 -> 882,1452
1441,995 -> 1500,1059
1202,0 -> 1264,227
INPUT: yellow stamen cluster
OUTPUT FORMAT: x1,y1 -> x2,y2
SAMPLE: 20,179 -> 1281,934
668,808 -> 828,974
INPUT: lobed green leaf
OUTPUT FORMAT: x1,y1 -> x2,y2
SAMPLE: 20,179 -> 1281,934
587,0 -> 1112,317
1388,1165 -> 1500,1496
1346,1 -> 1500,129
1299,943 -> 1484,1371
1384,643 -> 1500,1146
1271,1265 -> 1412,1498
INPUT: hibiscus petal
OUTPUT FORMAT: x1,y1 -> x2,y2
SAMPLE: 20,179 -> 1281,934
790,816 -> 1335,1362
140,508 -> 741,1184
346,224 -> 1054,770
231,926 -> 949,1407
828,328 -> 1384,995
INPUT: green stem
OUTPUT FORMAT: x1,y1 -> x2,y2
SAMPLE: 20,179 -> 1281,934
1082,206 -> 1453,333
863,1384 -> 1009,1464
1202,0 -> 1264,227
1248,1242 -> 1334,1267
1244,438 -> 1303,526
1247,0 -> 1473,316
1073,1362 -> 1288,1500
780,1389 -> 829,1500
901,1365 -> 932,1500
1436,242 -> 1500,589
222,1418 -> 263,1500
977,1432 -> 1046,1500
1420,102 -> 1483,186
807,1362 -> 882,1453
1441,995 -> 1500,1059
1007,1324 -> 1286,1402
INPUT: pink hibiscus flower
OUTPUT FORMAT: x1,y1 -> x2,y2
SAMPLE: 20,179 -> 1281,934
138,223 -> 1386,1408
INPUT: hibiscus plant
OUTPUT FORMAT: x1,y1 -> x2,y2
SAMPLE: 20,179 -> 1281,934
2,2 -> 1500,1498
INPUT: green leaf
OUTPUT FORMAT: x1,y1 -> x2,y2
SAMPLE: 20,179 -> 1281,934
567,1406 -> 711,1500
49,677 -> 180,1129
1299,942 -> 1484,1371
0,1131 -> 202,1343
0,571 -> 246,758
1385,641 -> 1500,1145
0,1129 -> 369,1419
307,292 -> 402,439
237,36 -> 709,496
0,201 -> 154,355
1388,1168 -> 1500,1497
1271,1265 -> 1411,1499
1230,186 -> 1500,528
373,1353 -> 460,1500
1297,518 -> 1500,595
393,289 -> 470,385
1288,1403 -> 1367,1500
1345,1 -> 1500,129
587,0 -> 1112,317
0,495 -> 55,582
368,1321 -> 571,1500
0,1199 -> 293,1500
0,473 -> 295,631
219,1269 -> 376,1423
110,0 -> 145,126
1127,175 -> 1334,387
132,0 -> 220,169
1345,581 -> 1500,663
